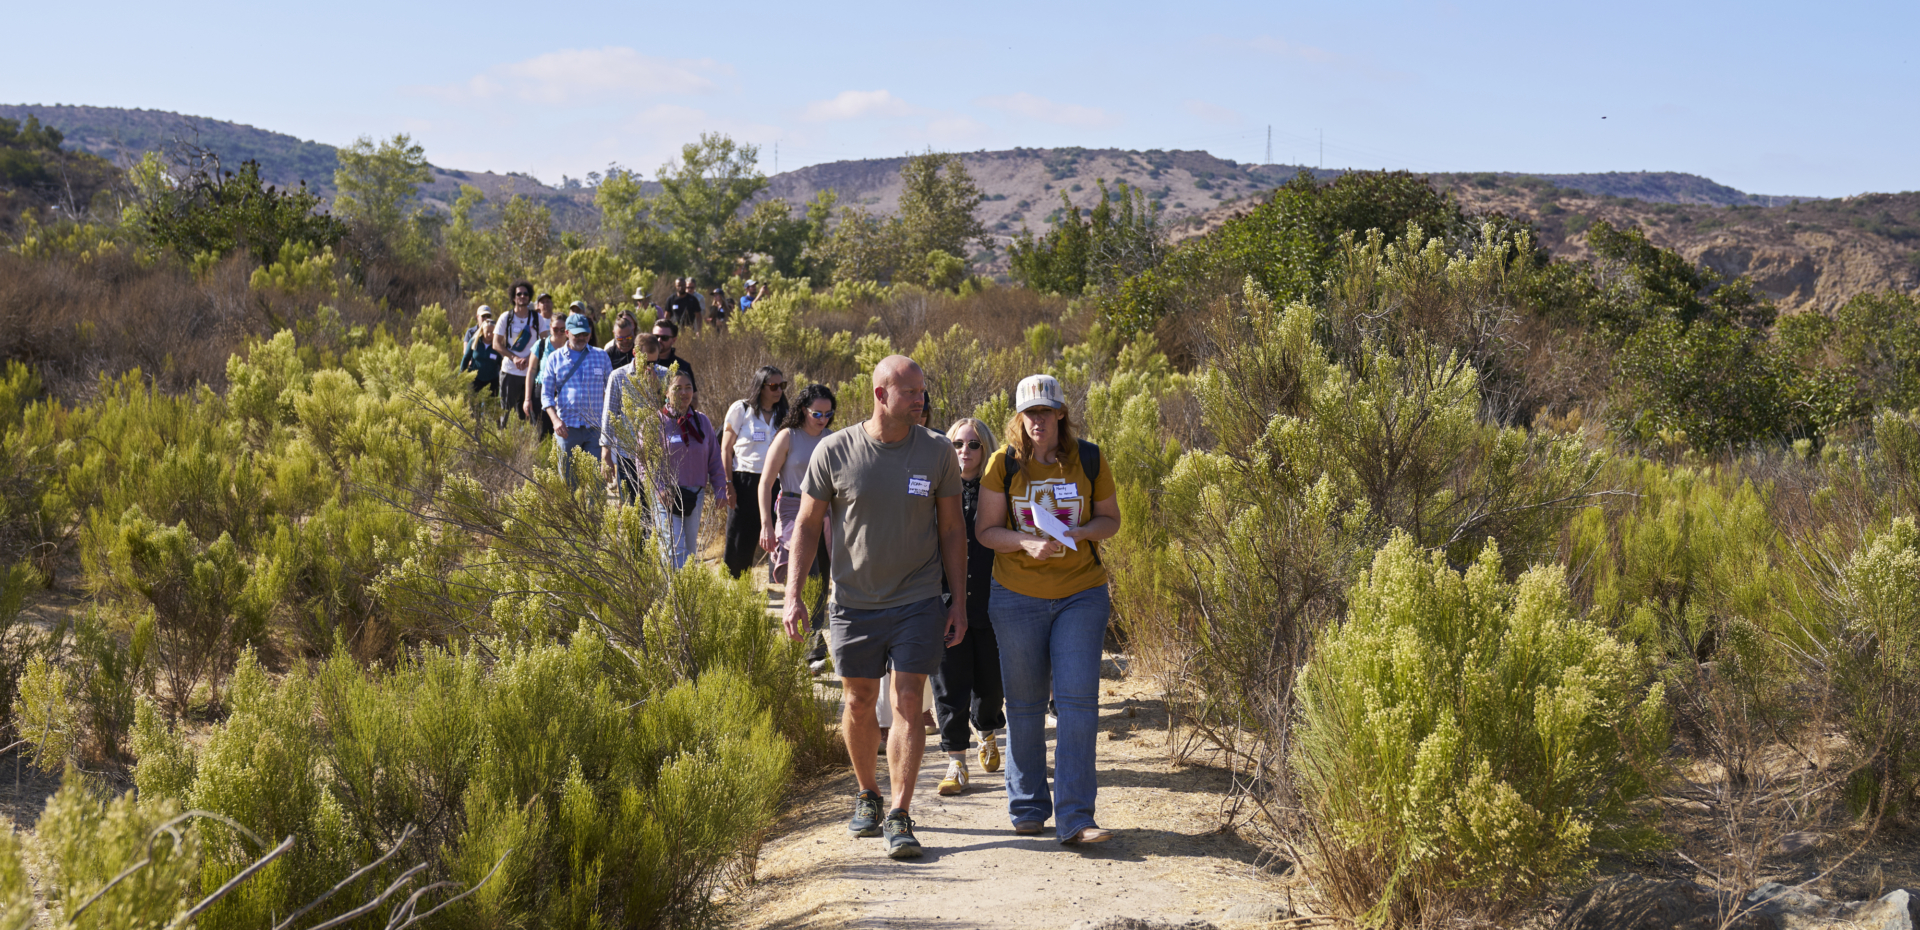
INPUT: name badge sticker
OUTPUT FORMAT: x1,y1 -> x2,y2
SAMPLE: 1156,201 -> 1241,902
907,474 -> 932,497
750,427 -> 769,441
668,434 -> 684,444
1054,482 -> 1081,501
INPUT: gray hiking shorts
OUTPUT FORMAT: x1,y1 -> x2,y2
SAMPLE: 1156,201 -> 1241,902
828,595 -> 946,680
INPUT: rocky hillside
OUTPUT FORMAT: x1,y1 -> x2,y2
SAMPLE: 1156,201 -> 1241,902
8,104 -> 1914,311
1177,174 -> 1920,315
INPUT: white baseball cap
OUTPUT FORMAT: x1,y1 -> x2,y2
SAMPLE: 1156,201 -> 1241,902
1014,374 -> 1065,413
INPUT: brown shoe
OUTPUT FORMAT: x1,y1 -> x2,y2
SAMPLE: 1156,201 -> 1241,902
1013,821 -> 1046,835
1063,826 -> 1114,846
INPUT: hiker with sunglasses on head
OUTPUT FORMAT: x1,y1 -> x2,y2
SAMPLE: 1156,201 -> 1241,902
759,383 -> 837,671
721,367 -> 789,580
930,417 -> 1007,798
490,281 -> 549,427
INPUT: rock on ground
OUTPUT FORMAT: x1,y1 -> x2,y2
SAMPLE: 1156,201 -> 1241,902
1066,919 -> 1220,930
1741,882 -> 1914,930
1556,875 -> 1723,930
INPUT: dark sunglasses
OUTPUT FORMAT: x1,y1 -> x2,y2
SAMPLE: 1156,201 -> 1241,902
808,409 -> 834,419
766,382 -> 788,390
950,439 -> 982,451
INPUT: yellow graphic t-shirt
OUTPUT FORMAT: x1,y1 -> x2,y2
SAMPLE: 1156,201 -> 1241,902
982,442 -> 1116,600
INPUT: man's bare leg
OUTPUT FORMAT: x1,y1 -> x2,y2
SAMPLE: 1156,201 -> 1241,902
842,676 -> 883,792
886,672 -> 930,812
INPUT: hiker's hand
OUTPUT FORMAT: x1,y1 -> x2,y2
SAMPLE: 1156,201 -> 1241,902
1020,537 -> 1062,560
782,598 -> 807,642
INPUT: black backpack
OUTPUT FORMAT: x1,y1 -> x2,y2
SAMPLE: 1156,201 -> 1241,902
999,439 -> 1104,564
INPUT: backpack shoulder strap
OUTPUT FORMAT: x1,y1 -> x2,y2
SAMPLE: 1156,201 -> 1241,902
999,444 -> 1021,496
1077,439 -> 1101,486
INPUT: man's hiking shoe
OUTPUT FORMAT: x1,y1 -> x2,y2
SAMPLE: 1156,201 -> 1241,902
979,732 -> 1002,773
1012,820 -> 1045,835
937,760 -> 968,796
849,790 -> 883,837
883,809 -> 922,859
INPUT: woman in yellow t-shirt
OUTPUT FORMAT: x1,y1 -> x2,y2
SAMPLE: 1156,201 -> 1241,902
975,374 -> 1121,847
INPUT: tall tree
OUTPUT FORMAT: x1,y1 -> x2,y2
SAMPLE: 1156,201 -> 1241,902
895,151 -> 989,283
652,133 -> 767,280
332,133 -> 435,263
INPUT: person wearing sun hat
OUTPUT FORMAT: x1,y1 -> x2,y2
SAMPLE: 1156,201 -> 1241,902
974,373 -> 1122,847
536,308 -> 614,488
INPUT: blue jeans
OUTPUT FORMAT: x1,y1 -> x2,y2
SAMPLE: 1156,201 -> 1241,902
991,580 -> 1111,841
656,488 -> 703,569
557,426 -> 601,488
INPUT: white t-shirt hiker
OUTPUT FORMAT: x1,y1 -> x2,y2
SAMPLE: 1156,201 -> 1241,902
724,399 -> 780,474
493,310 -> 550,377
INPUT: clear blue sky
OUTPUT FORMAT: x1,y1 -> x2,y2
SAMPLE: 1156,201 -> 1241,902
10,0 -> 1915,197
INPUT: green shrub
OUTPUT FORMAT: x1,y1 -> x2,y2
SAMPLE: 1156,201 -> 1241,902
85,508 -> 270,717
1824,518 -> 1920,820
130,634 -> 794,930
35,780 -> 203,930
1294,534 -> 1666,928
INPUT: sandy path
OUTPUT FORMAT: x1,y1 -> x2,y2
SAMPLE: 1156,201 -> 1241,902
728,665 -> 1303,930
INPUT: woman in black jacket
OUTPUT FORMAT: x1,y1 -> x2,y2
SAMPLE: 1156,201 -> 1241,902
933,416 -> 1006,796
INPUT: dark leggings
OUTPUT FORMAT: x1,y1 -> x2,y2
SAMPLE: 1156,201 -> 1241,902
722,471 -> 769,578
932,617 -> 1006,752
500,373 -> 529,421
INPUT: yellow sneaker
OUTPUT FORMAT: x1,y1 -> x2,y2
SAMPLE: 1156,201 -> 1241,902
937,759 -> 968,796
979,732 -> 1002,773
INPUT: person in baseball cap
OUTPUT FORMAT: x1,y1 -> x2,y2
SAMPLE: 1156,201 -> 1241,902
974,370 -> 1121,847
1013,374 -> 1064,413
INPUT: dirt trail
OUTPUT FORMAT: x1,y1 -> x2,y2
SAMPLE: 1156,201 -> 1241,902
727,593 -> 1302,930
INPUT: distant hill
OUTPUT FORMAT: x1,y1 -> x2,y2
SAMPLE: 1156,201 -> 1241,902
1175,175 -> 1918,314
0,103 -> 601,228
0,104 -> 340,195
6,103 -> 1910,311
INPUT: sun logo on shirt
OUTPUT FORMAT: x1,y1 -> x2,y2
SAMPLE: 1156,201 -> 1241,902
1010,479 -> 1083,559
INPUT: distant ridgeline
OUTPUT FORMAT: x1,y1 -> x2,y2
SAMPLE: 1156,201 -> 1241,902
0,104 -> 340,198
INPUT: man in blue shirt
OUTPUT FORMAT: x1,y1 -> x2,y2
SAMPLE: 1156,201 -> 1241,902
539,312 -> 614,488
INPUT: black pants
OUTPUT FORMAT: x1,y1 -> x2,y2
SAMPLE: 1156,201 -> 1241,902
469,373 -> 498,397
500,372 -> 529,422
932,618 -> 1005,752
723,471 -> 770,578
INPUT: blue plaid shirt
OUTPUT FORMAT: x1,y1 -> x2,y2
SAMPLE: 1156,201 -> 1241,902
537,345 -> 613,429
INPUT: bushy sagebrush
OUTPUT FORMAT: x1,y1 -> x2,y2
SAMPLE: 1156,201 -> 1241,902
1824,518 -> 1920,820
1294,534 -> 1666,928
1142,285 -> 1604,808
131,633 -> 792,930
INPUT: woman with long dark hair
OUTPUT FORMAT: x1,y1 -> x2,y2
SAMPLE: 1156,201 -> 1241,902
722,366 -> 789,579
759,383 -> 835,670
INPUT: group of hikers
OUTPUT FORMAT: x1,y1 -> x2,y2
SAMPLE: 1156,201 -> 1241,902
457,282 -> 1121,860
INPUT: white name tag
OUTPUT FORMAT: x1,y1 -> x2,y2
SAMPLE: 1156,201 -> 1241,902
668,434 -> 683,444
1054,482 -> 1081,501
907,475 -> 931,497
750,427 -> 769,442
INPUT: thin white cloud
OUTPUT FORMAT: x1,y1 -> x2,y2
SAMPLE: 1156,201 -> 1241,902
418,47 -> 725,105
974,92 -> 1120,129
1183,99 -> 1242,125
803,90 -> 918,121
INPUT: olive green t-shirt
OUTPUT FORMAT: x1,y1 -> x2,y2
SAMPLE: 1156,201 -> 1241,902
801,423 -> 963,610
982,442 -> 1116,600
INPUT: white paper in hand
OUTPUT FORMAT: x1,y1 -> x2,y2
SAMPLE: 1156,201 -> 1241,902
1030,505 -> 1078,551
